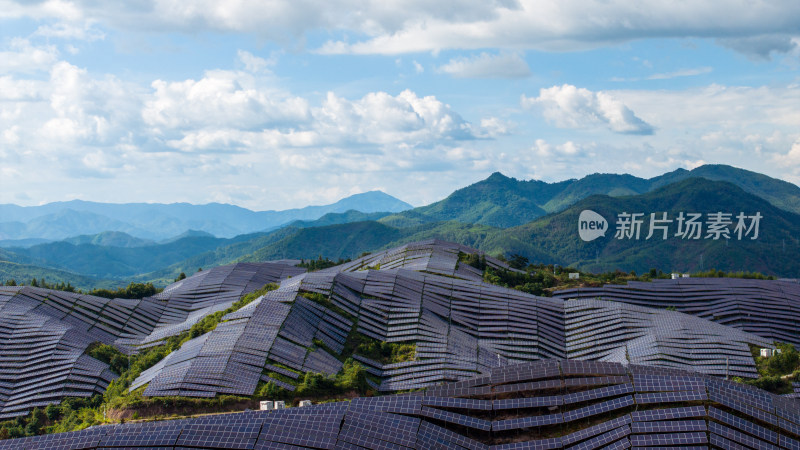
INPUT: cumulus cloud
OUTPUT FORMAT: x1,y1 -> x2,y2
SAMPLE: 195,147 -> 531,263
143,70 -> 310,133
43,61 -> 142,146
772,139 -> 800,166
437,52 -> 530,79
0,39 -> 59,74
522,84 -> 654,135
313,90 -> 476,146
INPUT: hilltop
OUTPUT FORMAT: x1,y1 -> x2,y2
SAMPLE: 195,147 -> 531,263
380,164 -> 800,228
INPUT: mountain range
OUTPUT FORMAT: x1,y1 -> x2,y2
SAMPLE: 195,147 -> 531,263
379,164 -> 800,228
2,164 -> 799,286
0,191 -> 413,242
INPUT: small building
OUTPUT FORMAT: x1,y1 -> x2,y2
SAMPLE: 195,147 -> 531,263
760,348 -> 773,357
682,274 -> 690,278
299,400 -> 312,407
274,400 -> 286,409
568,273 -> 580,280
259,401 -> 274,411
671,273 -> 680,279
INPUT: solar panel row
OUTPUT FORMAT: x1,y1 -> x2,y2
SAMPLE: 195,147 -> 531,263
5,358 -> 800,449
557,277 -> 800,347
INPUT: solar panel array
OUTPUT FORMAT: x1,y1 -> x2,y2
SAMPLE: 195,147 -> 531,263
1,239 -> 794,418
0,262 -> 304,417
6,358 -> 800,449
135,240 -> 782,397
557,277 -> 800,346
135,240 -> 570,395
566,299 -> 773,378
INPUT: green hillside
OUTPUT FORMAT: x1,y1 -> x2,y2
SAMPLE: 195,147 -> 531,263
380,164 -> 800,229
8,235 -> 259,279
498,178 -> 800,276
160,177 -> 800,279
63,231 -> 155,247
379,172 -> 561,228
5,165 -> 799,283
0,261 -> 119,291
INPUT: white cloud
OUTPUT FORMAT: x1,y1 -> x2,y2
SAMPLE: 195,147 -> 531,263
0,39 -> 59,74
315,1 -> 800,56
613,66 -> 713,82
33,21 -> 105,41
773,139 -> 800,166
647,67 -> 712,80
476,117 -> 512,137
531,139 -> 588,157
4,1 -> 800,57
312,90 -> 479,146
43,61 -> 141,146
236,50 -> 275,73
522,84 -> 654,135
413,60 -> 424,74
437,52 -> 530,78
143,70 -> 310,133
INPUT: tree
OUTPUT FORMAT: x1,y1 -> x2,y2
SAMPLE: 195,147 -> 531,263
508,254 -> 529,270
45,403 -> 60,421
175,272 -> 187,282
25,407 -> 45,435
766,343 -> 799,376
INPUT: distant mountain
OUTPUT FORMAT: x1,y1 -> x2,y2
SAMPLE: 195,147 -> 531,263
0,238 -> 52,248
0,191 -> 413,241
287,210 -> 394,228
380,164 -> 800,228
5,166 -> 798,284
0,209 -> 405,283
6,234 -> 258,279
64,231 -> 155,248
155,178 -> 800,280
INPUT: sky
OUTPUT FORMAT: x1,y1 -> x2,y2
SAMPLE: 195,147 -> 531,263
1,1 -> 799,211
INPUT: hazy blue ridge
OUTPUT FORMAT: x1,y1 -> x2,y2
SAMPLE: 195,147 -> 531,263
0,190 -> 413,241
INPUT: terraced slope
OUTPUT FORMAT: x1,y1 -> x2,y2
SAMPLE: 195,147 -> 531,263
556,277 -> 800,346
0,240 -> 792,419
4,359 -> 800,449
0,261 -> 304,418
566,299 -> 771,378
133,240 -> 774,397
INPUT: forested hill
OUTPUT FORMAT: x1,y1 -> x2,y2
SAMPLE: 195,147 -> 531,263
143,178 -> 800,281
379,164 -> 800,228
491,177 -> 799,275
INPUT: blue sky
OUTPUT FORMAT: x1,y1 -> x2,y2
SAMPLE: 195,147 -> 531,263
1,1 -> 799,210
